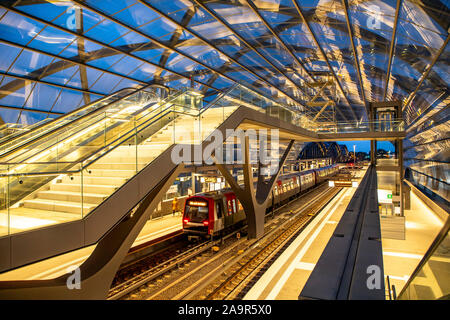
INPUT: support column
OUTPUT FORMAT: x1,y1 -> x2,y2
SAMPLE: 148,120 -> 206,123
370,140 -> 377,165
398,138 -> 404,216
215,137 -> 294,239
191,172 -> 196,195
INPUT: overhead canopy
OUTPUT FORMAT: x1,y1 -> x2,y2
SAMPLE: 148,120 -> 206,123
0,0 -> 448,125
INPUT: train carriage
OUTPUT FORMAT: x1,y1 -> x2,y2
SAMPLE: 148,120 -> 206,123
299,169 -> 316,191
183,191 -> 245,237
183,164 -> 339,237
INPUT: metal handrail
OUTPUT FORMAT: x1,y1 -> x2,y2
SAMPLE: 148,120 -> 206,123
0,87 -> 134,153
0,85 -> 167,159
1,89 -> 188,167
397,217 -> 450,299
0,84 -> 241,177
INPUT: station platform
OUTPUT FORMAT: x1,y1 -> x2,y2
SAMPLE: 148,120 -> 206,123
0,214 -> 182,281
244,169 -> 444,300
243,185 -> 357,300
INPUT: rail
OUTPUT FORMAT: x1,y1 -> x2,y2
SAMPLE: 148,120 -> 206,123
0,84 -> 174,160
313,119 -> 404,134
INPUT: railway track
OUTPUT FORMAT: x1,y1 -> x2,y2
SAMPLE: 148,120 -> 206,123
195,187 -> 341,300
109,239 -> 213,299
108,183 -> 337,300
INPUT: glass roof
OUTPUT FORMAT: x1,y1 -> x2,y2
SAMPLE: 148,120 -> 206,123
0,0 -> 448,125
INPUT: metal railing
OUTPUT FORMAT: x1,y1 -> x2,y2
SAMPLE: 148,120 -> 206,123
312,119 -> 404,134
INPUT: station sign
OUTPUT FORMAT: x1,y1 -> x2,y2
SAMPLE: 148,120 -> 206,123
377,189 -> 393,204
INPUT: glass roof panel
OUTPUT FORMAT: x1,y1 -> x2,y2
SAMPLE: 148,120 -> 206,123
0,10 -> 46,46
22,82 -> 62,111
0,0 -> 448,125
0,42 -> 22,72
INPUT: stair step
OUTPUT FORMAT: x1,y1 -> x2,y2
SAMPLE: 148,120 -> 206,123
85,169 -> 136,178
61,175 -> 126,185
37,190 -> 108,204
22,199 -> 97,214
51,183 -> 118,194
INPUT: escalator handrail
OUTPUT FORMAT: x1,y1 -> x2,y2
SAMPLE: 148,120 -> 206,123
397,216 -> 450,299
0,85 -> 165,159
0,85 -> 240,176
0,108 -> 176,177
0,88 -> 134,153
0,88 -> 188,167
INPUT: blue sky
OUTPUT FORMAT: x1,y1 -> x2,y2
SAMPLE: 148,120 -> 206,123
337,141 -> 396,153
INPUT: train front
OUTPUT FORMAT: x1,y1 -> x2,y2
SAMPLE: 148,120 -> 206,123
182,196 -> 212,236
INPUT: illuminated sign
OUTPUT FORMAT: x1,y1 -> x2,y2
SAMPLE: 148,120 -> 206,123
377,189 -> 393,204
188,201 -> 207,207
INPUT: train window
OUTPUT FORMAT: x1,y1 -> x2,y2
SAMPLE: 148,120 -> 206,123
232,199 -> 237,213
227,200 -> 233,216
184,204 -> 209,222
237,200 -> 243,211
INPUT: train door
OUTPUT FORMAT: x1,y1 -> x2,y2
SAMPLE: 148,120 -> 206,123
224,193 -> 235,228
305,172 -> 314,188
214,199 -> 224,233
294,176 -> 300,195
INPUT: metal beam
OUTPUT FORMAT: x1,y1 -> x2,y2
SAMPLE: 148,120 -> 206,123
136,0 -> 309,110
192,0 -> 313,100
75,7 -> 91,105
313,101 -> 333,121
0,70 -> 105,96
383,0 -> 402,101
1,4 -> 216,91
0,104 -> 64,115
369,101 -> 402,108
403,34 -> 449,111
291,0 -> 358,122
341,0 -> 369,116
244,0 -> 314,81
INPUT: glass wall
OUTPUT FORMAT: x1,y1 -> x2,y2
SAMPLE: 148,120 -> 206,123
398,218 -> 450,300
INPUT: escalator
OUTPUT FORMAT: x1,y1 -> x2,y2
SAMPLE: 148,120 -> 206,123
0,86 -> 169,161
0,84 -> 240,237
0,119 -> 53,143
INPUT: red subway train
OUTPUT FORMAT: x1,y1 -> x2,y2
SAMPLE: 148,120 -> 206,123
182,164 -> 339,237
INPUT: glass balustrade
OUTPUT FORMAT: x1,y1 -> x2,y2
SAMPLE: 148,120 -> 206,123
398,219 -> 450,300
0,119 -> 53,142
0,87 -> 140,159
312,119 -> 405,134
0,87 -> 201,235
